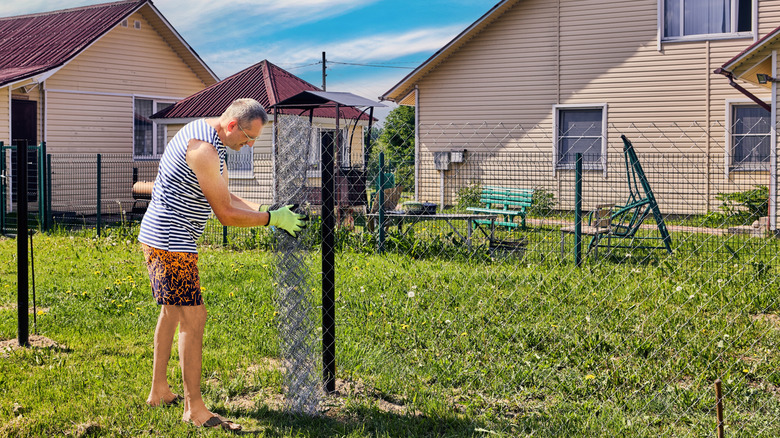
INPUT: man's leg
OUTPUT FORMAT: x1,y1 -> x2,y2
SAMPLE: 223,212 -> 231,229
146,305 -> 180,406
178,304 -> 212,424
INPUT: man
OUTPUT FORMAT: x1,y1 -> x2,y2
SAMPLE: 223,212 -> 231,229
139,98 -> 306,431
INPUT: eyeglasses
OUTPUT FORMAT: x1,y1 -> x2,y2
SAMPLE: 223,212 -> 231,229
236,123 -> 262,143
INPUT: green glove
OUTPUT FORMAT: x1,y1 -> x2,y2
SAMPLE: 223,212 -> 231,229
268,205 -> 308,237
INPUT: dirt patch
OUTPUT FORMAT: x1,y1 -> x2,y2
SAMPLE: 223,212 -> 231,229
752,313 -> 780,328
215,358 -> 417,418
0,334 -> 65,357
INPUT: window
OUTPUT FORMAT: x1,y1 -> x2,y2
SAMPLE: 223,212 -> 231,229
134,99 -> 173,159
553,105 -> 607,171
729,103 -> 770,170
308,128 -> 347,175
662,0 -> 753,41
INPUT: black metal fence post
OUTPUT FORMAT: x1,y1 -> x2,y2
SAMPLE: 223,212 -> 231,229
378,152 -> 386,254
17,139 -> 29,347
575,153 -> 583,268
322,105 -> 338,394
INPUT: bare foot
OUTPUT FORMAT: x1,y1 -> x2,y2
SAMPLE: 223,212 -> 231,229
186,413 -> 242,431
146,391 -> 181,407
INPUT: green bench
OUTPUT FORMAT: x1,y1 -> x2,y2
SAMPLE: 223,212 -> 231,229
467,186 -> 535,229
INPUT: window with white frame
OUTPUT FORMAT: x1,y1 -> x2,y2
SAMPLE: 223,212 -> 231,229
308,127 -> 348,175
729,103 -> 770,170
662,0 -> 754,41
554,105 -> 607,170
134,98 -> 173,159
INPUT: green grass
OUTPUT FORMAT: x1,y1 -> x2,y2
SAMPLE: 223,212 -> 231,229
1,225 -> 780,437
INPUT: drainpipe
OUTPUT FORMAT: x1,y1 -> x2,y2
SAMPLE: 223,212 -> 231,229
714,68 -> 771,112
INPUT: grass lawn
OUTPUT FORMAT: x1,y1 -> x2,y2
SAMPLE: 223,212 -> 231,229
1,226 -> 780,437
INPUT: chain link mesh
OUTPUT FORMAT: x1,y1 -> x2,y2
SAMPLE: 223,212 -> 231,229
271,114 -> 322,415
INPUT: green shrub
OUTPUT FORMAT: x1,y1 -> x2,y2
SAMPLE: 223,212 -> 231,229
530,188 -> 556,216
716,185 -> 768,224
456,181 -> 482,211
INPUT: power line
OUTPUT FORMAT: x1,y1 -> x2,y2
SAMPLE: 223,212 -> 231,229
328,61 -> 415,69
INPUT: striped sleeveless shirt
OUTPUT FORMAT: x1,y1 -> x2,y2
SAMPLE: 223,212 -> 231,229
138,119 -> 226,253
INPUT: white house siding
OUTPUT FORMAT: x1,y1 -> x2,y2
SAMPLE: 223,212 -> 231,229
411,0 -> 780,212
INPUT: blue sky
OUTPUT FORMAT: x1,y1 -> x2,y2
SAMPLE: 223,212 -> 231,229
2,0 -> 499,121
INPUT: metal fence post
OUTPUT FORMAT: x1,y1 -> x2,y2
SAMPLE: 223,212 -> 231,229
96,153 -> 102,237
46,153 -> 51,232
0,141 -> 5,235
378,152 -> 386,254
222,225 -> 228,246
575,153 -> 583,268
17,139 -> 29,347
322,105 -> 338,394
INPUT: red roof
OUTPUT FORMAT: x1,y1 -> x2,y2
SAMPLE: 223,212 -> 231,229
0,0 -> 146,86
152,60 -> 371,120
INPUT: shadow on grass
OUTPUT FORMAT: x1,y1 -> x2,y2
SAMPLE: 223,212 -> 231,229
233,405 -> 489,438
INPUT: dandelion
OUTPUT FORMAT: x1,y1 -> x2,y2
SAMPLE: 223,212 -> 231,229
353,266 -> 359,270
368,311 -> 374,317
407,290 -> 415,298
229,292 -> 234,298
445,319 -> 452,325
461,332 -> 467,337
360,286 -> 365,294
585,374 -> 596,381
37,310 -> 46,316
743,368 -> 750,373
676,286 -> 683,292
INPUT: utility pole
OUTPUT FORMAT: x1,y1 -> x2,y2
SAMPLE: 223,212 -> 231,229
321,51 -> 327,91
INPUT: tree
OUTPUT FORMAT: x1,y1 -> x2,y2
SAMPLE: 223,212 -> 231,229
369,106 -> 415,190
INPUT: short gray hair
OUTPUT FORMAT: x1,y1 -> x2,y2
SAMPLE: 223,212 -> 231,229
223,98 -> 268,126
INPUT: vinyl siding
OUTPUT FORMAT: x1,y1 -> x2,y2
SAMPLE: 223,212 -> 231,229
0,87 -> 8,143
416,0 -> 780,151
46,91 -> 132,154
46,12 -> 206,97
411,0 -> 780,209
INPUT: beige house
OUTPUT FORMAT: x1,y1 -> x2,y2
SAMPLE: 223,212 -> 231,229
0,0 -> 217,215
381,0 -> 780,225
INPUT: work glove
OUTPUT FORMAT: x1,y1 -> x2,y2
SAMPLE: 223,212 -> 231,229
268,204 -> 308,237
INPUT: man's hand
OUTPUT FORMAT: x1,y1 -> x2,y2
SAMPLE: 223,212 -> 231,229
268,205 -> 308,237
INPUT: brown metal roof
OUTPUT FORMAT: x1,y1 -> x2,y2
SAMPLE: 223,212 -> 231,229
152,60 -> 372,120
0,0 -> 146,87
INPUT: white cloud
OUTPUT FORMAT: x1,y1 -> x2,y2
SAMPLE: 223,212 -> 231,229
204,24 -> 464,75
156,0 -> 376,37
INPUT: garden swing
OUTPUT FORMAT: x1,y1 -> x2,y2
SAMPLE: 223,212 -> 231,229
584,135 -> 673,256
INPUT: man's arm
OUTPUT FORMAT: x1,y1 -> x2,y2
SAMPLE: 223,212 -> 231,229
186,139 -> 270,227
